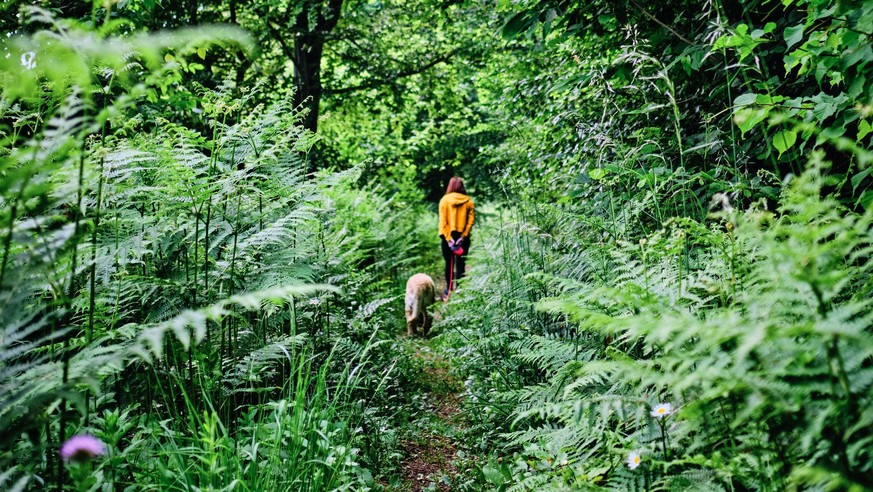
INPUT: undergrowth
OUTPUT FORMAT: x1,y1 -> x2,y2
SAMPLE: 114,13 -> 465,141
435,2 -> 873,489
3,1 -> 873,491
440,152 -> 873,492
0,9 -> 433,490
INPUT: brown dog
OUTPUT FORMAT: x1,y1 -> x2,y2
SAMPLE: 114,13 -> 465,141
405,273 -> 436,336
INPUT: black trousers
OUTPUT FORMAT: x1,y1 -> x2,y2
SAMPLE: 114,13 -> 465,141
441,235 -> 469,291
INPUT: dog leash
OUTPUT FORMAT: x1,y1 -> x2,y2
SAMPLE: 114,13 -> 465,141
446,243 -> 459,301
446,254 -> 453,301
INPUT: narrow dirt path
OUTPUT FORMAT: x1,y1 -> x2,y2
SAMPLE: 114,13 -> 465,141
396,341 -> 464,491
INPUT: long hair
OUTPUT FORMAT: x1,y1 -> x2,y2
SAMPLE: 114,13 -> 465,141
445,176 -> 467,195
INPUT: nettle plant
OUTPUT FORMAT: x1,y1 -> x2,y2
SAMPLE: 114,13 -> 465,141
720,0 -> 873,202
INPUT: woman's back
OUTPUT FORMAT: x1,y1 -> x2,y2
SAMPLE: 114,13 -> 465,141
439,191 -> 474,240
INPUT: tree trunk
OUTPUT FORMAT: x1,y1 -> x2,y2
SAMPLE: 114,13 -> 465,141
263,0 -> 343,168
293,31 -> 325,135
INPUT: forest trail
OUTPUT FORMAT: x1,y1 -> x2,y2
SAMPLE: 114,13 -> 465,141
8,2 -> 872,490
396,335 -> 464,491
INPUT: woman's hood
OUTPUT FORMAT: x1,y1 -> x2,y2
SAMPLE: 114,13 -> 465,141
444,192 -> 470,206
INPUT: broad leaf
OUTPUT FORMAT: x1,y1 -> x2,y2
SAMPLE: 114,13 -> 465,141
772,129 -> 797,156
784,24 -> 805,48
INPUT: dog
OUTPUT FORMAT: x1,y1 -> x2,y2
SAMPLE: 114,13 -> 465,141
405,273 -> 436,336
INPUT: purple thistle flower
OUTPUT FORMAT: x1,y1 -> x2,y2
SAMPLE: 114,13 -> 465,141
60,435 -> 106,463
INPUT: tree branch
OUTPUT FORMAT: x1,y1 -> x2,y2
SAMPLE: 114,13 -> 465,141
265,19 -> 296,61
627,0 -> 694,45
324,49 -> 459,96
318,0 -> 344,32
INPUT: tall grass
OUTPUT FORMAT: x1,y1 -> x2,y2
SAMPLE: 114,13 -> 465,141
113,334 -> 390,491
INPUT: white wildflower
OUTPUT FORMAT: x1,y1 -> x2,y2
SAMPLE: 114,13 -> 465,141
627,451 -> 641,470
20,51 -> 36,70
651,402 -> 673,419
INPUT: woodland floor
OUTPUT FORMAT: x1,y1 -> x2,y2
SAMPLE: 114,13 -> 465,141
394,300 -> 465,491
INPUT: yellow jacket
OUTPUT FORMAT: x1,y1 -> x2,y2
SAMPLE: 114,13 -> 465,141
439,192 -> 474,239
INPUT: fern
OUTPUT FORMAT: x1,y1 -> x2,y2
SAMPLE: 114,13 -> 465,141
0,10 -> 422,488
443,150 -> 873,490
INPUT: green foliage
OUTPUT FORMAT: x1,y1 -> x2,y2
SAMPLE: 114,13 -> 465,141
442,154 -> 873,490
1,6 -> 251,102
721,1 -> 873,188
434,2 -> 873,489
4,0 -> 873,490
536,159 -> 873,488
0,8 -> 433,490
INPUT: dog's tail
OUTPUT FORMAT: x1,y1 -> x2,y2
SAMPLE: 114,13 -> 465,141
405,293 -> 420,322
407,292 -> 429,327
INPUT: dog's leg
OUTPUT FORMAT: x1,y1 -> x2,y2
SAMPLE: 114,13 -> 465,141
423,311 -> 432,336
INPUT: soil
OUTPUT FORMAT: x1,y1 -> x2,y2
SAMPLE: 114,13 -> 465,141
399,430 -> 458,491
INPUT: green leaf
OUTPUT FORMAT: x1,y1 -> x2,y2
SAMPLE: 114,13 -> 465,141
857,189 -> 873,210
639,143 -> 659,155
597,14 -> 614,27
197,47 -> 207,59
502,11 -> 532,39
482,465 -> 507,485
549,73 -> 592,94
734,107 -> 769,135
849,74 -> 867,99
810,92 -> 846,122
733,93 -> 758,107
858,119 -> 871,142
756,94 -> 784,104
588,168 -> 607,180
359,468 -> 374,487
772,129 -> 797,156
784,24 -> 805,48
851,167 -> 871,193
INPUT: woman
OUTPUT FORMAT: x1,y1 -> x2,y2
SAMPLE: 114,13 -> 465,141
439,176 -> 474,295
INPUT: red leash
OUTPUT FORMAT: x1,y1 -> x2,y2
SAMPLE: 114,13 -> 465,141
445,237 -> 464,301
446,254 -> 454,301
446,236 -> 464,302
